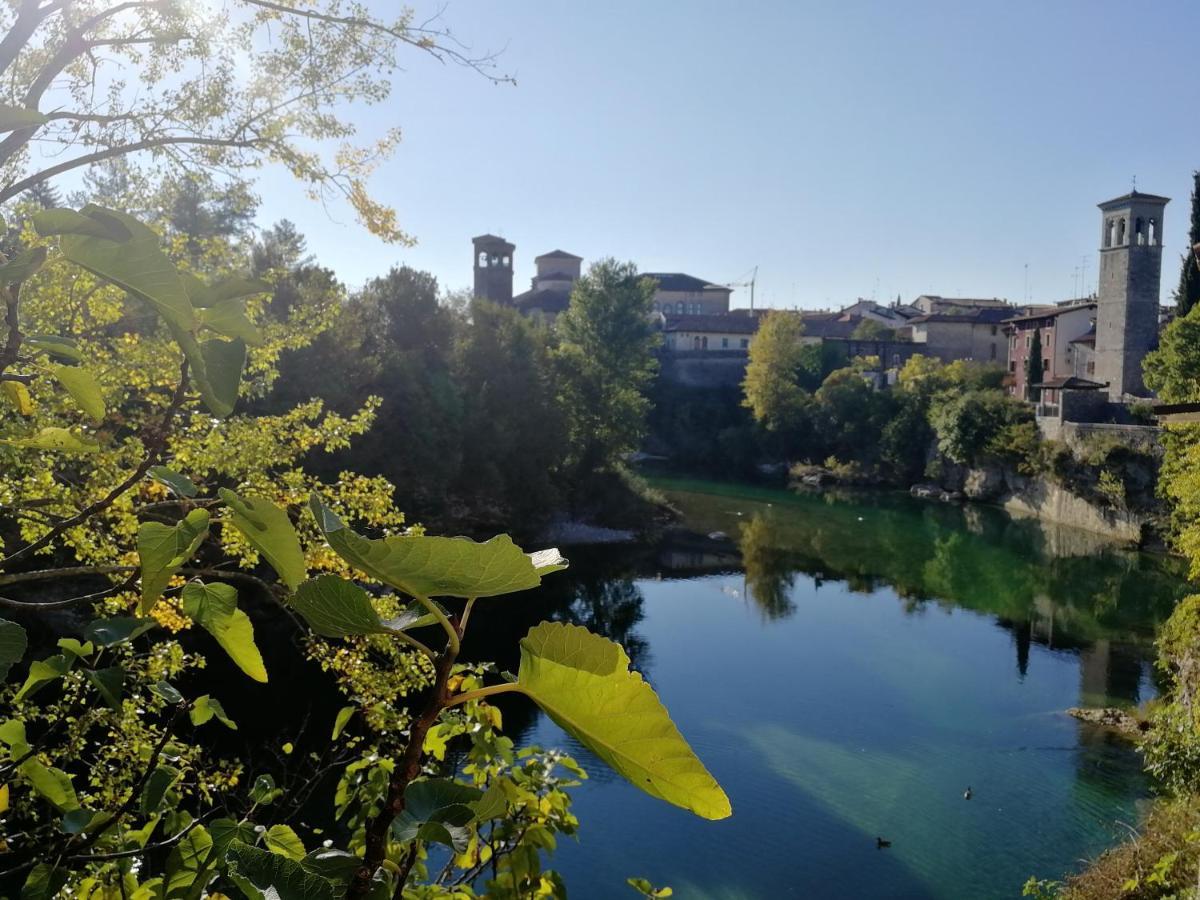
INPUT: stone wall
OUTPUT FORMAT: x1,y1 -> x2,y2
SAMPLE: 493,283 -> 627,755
657,349 -> 749,388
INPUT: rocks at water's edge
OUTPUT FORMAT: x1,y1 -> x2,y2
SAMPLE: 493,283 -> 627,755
910,483 -> 963,504
1067,706 -> 1147,737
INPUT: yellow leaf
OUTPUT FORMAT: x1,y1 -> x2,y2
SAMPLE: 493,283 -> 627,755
0,783 -> 8,813
1,382 -> 32,416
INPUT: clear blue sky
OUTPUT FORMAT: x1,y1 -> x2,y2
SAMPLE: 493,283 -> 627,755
254,0 -> 1200,310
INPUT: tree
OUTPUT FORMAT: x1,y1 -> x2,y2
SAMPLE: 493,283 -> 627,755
555,259 -> 659,480
0,1 -> 510,241
1177,170 -> 1200,317
0,206 -> 731,898
742,310 -> 811,434
928,389 -> 1031,465
850,317 -> 893,341
1027,328 -> 1044,401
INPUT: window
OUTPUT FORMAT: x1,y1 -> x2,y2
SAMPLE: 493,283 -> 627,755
1009,360 -> 1016,373
1150,218 -> 1159,246
991,325 -> 997,336
693,336 -> 701,350
1043,358 -> 1050,372
892,353 -> 900,367
477,251 -> 489,267
676,301 -> 685,314
1025,334 -> 1031,348
1117,218 -> 1127,245
990,344 -> 997,360
1105,218 -> 1114,248
740,338 -> 749,349
721,337 -> 729,349
701,336 -> 709,350
501,255 -> 511,267
1136,217 -> 1145,246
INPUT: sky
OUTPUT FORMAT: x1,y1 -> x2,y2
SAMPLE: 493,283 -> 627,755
252,0 -> 1200,310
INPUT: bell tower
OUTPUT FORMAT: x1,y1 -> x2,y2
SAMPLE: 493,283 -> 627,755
1094,189 -> 1168,399
472,234 -> 515,304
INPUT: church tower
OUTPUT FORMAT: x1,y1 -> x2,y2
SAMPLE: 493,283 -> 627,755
472,234 -> 515,304
1094,190 -> 1168,399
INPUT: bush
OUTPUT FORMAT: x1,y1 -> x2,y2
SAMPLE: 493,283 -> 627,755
928,389 -> 1031,465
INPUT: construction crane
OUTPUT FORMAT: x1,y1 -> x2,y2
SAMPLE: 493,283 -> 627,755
725,265 -> 758,311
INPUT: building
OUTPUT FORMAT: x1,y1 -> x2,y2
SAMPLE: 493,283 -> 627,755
512,249 -> 582,323
1004,302 -> 1097,399
645,273 -> 731,316
913,295 -> 1012,315
661,313 -> 757,351
1094,190 -> 1169,400
472,234 -> 515,304
907,306 -> 1012,365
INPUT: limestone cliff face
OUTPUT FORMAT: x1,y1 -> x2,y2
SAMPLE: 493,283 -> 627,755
926,461 -> 1155,544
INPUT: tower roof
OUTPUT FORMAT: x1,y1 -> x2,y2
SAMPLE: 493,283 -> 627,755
535,249 -> 582,262
1098,190 -> 1170,209
472,233 -> 515,249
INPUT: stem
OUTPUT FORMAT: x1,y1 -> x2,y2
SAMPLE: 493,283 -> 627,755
441,683 -> 521,708
348,640 -> 459,898
458,597 -> 476,635
414,594 -> 459,656
384,626 -> 436,662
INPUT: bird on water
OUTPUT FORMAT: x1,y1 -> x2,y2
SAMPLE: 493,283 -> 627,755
964,786 -> 973,800
876,837 -> 891,849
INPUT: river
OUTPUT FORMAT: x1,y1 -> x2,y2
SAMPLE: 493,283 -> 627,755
464,479 -> 1191,899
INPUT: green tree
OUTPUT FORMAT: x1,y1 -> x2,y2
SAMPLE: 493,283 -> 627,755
928,389 -> 1031,465
454,300 -> 567,524
1027,328 -> 1044,401
1176,170 -> 1200,317
850,317 -> 893,341
741,310 -> 811,434
555,259 -> 659,480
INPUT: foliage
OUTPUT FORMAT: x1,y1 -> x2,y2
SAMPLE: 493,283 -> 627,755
0,208 -> 729,899
1175,170 -> 1200,317
0,1 -> 511,241
555,259 -> 660,484
928,389 -> 1031,466
741,311 -> 811,435
849,318 -> 893,341
1027,329 -> 1044,401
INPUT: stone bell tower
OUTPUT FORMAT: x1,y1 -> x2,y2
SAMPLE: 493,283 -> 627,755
472,234 -> 515,304
1094,190 -> 1168,400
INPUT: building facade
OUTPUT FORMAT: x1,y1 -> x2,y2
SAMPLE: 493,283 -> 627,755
1094,191 -> 1168,400
472,234 -> 515,304
645,273 -> 731,316
907,306 -> 1012,365
1004,303 -> 1097,399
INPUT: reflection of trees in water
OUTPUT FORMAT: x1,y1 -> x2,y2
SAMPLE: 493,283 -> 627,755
737,515 -> 796,620
556,578 -> 650,672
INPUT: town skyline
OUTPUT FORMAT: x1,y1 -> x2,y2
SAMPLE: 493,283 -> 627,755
251,0 -> 1200,309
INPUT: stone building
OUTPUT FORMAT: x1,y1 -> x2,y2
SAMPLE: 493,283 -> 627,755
471,234 -> 515,304
907,306 -> 1012,365
513,249 -> 583,323
645,273 -> 732,316
1094,190 -> 1169,400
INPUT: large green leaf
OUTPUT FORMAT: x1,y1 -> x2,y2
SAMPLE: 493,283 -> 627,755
199,337 -> 245,417
264,824 -> 306,860
86,666 -> 125,710
0,427 -> 98,453
219,489 -> 305,590
0,246 -> 47,283
23,334 -> 81,363
83,616 -> 156,647
137,509 -> 210,613
148,465 -> 197,498
50,364 -> 105,421
225,841 -> 335,900
20,863 -> 66,900
0,103 -> 47,132
49,206 -> 194,332
182,273 -> 270,308
198,299 -> 263,346
164,821 -> 213,897
309,493 -> 567,598
515,621 -> 731,820
290,575 -> 392,638
391,778 -> 482,853
190,694 -> 237,730
32,208 -> 131,241
0,618 -> 27,680
180,582 -> 267,683
14,654 -> 73,702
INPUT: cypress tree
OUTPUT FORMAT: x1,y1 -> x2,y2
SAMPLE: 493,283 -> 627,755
1027,329 -> 1043,402
1176,170 -> 1200,317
